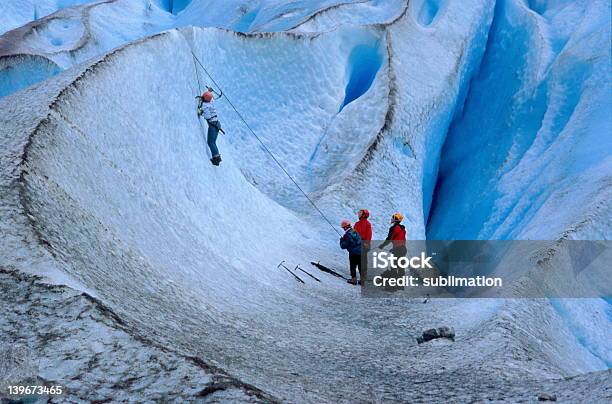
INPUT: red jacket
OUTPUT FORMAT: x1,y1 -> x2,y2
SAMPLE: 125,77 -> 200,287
354,218 -> 372,246
381,223 -> 406,249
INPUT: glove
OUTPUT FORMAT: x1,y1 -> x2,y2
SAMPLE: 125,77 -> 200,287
197,108 -> 203,117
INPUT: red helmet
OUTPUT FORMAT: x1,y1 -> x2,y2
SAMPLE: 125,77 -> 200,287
358,209 -> 369,219
202,91 -> 213,102
340,219 -> 352,229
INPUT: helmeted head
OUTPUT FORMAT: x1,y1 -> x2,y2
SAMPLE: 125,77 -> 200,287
391,212 -> 404,223
358,209 -> 370,219
202,91 -> 213,103
340,219 -> 352,230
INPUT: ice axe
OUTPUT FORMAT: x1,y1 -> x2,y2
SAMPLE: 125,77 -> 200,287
206,86 -> 223,99
310,261 -> 349,280
294,265 -> 321,282
277,260 -> 305,284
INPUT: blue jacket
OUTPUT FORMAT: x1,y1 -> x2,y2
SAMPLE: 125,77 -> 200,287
340,228 -> 362,255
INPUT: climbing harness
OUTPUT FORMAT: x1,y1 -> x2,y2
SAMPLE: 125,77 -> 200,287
190,50 -> 342,237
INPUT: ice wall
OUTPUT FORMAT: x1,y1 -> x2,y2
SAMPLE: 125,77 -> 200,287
428,0 -> 612,241
315,0 -> 495,237
1,1 -> 610,401
426,0 -> 612,369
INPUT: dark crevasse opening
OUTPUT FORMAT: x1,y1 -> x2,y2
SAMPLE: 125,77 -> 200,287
426,0 -> 591,241
171,0 -> 191,14
425,0 -> 611,368
527,0 -> 547,15
235,7 -> 260,32
308,35 -> 383,165
415,0 -> 445,26
0,56 -> 61,99
155,0 -> 191,15
426,0 -> 536,240
339,41 -> 383,112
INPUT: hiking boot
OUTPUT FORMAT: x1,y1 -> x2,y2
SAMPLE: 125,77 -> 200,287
347,278 -> 358,285
210,155 -> 222,166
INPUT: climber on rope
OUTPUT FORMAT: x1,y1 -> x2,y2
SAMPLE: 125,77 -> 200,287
379,213 -> 407,257
354,209 -> 373,252
339,219 -> 363,285
197,87 -> 225,166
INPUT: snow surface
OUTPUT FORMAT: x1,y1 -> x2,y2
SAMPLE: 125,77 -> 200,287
1,0 -> 611,402
0,0 -> 95,35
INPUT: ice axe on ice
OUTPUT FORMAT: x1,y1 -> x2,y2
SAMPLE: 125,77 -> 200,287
294,265 -> 321,282
277,260 -> 304,284
310,261 -> 348,280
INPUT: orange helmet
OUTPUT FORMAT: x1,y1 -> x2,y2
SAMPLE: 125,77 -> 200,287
358,209 -> 370,219
391,212 -> 404,223
340,219 -> 352,229
202,91 -> 213,102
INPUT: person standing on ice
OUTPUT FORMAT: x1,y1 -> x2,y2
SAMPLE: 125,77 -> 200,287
197,88 -> 224,166
379,213 -> 407,257
354,209 -> 373,251
339,220 -> 363,285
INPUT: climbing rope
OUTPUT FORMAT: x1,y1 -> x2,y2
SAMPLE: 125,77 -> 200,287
191,54 -> 203,94
190,50 -> 342,237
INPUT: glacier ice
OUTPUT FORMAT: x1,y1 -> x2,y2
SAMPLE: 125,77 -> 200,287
0,0 -> 610,402
0,0 -> 409,99
427,0 -> 612,370
428,0 -> 612,241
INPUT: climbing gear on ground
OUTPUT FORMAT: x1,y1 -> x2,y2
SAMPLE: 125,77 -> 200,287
310,261 -> 348,280
278,260 -> 305,284
294,265 -> 321,282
